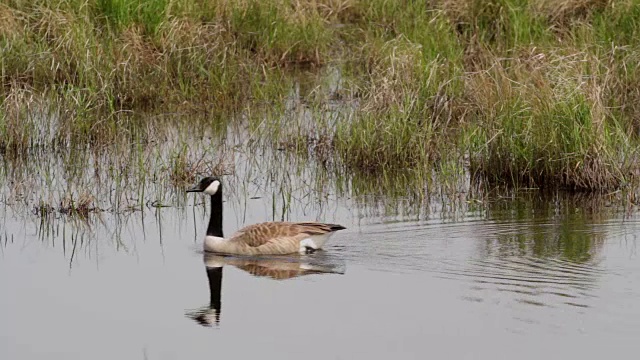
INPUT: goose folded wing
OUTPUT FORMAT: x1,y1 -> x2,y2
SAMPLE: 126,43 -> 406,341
228,222 -> 339,248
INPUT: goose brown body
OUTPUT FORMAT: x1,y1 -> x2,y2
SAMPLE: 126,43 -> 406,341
205,221 -> 345,255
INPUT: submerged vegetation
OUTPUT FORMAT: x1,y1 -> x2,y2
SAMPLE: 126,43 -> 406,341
3,0 -> 640,212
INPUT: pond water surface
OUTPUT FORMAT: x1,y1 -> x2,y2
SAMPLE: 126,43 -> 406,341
2,160 -> 640,359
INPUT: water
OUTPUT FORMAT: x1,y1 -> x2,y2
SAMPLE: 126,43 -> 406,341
2,170 -> 640,359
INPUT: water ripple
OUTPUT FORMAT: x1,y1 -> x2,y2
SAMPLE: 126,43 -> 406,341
339,216 -> 629,309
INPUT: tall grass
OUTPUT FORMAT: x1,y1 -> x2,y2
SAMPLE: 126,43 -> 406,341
464,49 -> 634,190
3,0 -> 640,195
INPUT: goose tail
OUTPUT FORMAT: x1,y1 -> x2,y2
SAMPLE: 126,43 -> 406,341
327,224 -> 346,232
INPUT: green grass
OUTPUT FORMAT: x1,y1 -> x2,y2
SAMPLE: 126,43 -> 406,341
96,0 -> 168,35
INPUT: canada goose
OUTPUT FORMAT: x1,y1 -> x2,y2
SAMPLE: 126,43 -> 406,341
187,176 -> 346,255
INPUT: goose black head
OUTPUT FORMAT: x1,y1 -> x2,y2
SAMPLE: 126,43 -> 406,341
187,177 -> 221,195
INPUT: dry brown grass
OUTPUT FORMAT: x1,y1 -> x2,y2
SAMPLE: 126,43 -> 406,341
59,192 -> 96,216
532,0 -> 609,24
169,149 -> 234,187
0,4 -> 23,38
358,37 -> 425,113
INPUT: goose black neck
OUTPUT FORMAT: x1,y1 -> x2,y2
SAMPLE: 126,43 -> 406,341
207,190 -> 223,237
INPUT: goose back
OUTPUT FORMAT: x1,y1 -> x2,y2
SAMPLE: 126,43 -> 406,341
204,221 -> 345,255
229,221 -> 345,247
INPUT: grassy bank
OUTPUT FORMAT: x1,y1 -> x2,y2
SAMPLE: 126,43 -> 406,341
3,0 -> 640,193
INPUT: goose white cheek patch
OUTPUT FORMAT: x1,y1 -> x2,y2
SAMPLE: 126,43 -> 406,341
204,180 -> 220,195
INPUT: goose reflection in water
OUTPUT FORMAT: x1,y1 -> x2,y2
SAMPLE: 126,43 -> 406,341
186,252 -> 346,327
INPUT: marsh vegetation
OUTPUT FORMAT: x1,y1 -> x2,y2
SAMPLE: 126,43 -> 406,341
3,0 -> 640,216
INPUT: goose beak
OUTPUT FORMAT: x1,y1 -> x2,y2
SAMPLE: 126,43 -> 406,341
186,185 -> 202,193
